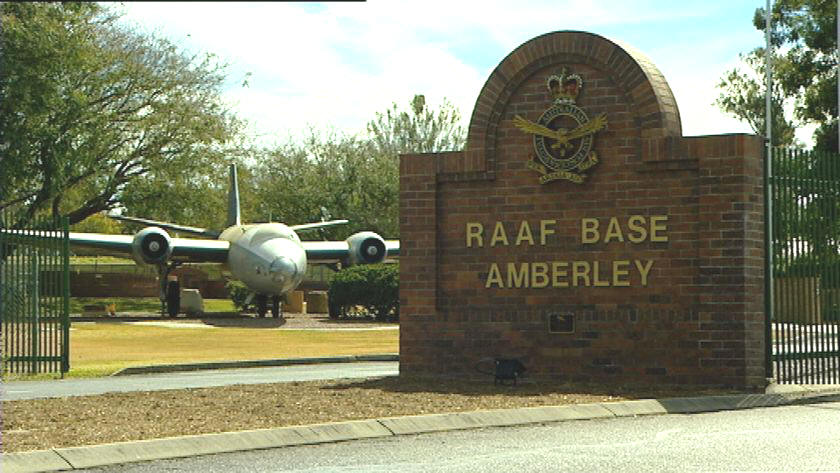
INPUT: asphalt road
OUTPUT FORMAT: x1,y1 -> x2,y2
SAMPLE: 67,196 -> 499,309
73,399 -> 840,472
1,362 -> 399,400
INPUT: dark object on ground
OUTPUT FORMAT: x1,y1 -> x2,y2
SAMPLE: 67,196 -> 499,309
494,358 -> 526,386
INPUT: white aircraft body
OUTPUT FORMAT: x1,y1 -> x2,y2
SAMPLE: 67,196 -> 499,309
26,164 -> 399,317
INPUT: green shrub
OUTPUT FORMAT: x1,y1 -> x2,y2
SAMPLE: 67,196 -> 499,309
225,279 -> 251,312
328,263 -> 398,321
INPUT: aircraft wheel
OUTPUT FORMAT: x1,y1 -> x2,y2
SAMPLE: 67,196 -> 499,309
271,296 -> 281,318
256,294 -> 268,318
166,280 -> 180,318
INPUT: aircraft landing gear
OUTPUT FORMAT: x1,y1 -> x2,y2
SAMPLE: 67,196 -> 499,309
157,262 -> 182,318
255,294 -> 268,318
271,295 -> 281,318
253,294 -> 281,318
166,280 -> 180,318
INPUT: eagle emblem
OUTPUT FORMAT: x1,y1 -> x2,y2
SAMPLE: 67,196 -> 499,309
513,70 -> 607,184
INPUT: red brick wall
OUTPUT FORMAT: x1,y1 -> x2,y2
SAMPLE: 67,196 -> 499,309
70,267 -> 229,299
70,272 -> 159,298
399,31 -> 766,388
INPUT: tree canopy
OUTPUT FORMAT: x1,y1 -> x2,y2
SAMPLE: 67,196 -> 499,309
0,3 -> 240,227
715,51 -> 797,147
253,95 -> 466,238
248,95 -> 465,240
249,131 -> 395,238
366,94 -> 465,155
716,0 -> 837,151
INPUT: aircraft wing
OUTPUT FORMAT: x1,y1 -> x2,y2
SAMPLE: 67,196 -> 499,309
302,240 -> 400,264
65,232 -> 229,263
107,214 -> 220,238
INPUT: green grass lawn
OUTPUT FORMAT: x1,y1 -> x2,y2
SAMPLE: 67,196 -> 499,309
3,321 -> 398,379
7,297 -> 392,380
71,323 -> 397,377
69,256 -> 134,264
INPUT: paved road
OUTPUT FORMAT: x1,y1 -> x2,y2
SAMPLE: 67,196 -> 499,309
1,362 -> 398,401
73,399 -> 840,472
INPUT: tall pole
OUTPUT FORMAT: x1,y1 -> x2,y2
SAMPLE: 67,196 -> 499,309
766,0 -> 772,150
764,0 -> 775,381
837,0 -> 839,152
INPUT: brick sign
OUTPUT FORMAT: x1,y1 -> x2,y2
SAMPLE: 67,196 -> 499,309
399,31 -> 766,388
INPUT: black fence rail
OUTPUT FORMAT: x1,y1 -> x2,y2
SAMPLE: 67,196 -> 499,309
770,147 -> 840,384
0,211 -> 70,375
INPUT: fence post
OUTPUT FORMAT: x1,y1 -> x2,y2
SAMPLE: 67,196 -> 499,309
0,212 -> 4,373
29,255 -> 40,374
765,147 -> 774,380
61,217 -> 70,375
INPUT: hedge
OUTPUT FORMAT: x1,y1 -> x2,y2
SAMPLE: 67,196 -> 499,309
328,263 -> 398,321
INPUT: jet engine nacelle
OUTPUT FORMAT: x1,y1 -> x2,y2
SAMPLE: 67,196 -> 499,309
131,227 -> 173,265
345,231 -> 387,266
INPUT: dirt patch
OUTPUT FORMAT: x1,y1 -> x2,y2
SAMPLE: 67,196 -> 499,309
2,376 -> 744,453
2,315 -> 746,453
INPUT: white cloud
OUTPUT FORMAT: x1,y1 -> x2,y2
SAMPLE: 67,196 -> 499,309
671,74 -> 755,137
116,1 -> 770,145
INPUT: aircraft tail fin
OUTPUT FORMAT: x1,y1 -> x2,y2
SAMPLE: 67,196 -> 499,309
227,163 -> 242,227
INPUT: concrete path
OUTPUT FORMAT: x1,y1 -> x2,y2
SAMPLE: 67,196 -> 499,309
1,357 -> 398,401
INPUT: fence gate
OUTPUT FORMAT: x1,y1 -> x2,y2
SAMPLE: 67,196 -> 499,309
770,148 -> 840,384
0,212 -> 70,375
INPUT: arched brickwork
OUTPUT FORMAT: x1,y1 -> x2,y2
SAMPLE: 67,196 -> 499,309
457,31 -> 682,177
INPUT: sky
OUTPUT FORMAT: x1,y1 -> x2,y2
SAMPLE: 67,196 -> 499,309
115,1 -> 783,147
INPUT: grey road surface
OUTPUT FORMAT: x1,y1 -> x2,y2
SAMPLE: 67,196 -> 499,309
74,400 -> 840,472
1,362 -> 398,400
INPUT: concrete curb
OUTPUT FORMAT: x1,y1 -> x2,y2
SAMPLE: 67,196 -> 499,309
111,354 -> 400,376
5,385 -> 840,473
1,420 -> 392,473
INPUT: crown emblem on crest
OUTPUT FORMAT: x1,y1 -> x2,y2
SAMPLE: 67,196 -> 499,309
546,69 -> 582,104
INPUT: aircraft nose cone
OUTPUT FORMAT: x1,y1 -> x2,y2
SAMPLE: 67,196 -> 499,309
269,256 -> 297,283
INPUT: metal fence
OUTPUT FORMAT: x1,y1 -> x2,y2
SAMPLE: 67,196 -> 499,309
0,212 -> 70,375
770,147 -> 840,384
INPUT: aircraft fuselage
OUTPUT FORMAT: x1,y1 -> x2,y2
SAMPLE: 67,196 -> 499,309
219,223 -> 307,296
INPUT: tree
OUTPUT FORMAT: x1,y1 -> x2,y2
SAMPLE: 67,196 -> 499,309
252,96 -> 467,240
715,51 -> 797,147
69,212 -> 124,234
0,3 -> 241,228
252,129 -> 399,239
366,94 -> 466,155
760,0 -> 837,151
718,1 -> 838,151
116,152 -> 250,232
